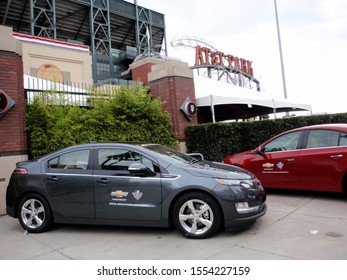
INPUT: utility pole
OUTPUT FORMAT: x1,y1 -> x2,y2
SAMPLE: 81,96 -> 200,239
274,0 -> 288,100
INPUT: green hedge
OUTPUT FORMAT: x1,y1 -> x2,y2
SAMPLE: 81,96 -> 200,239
185,113 -> 347,162
26,84 -> 178,159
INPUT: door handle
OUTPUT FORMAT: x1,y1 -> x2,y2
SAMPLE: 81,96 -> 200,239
96,178 -> 110,184
331,154 -> 343,159
47,176 -> 58,182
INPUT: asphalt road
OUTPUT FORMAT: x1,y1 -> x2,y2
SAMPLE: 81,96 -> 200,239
1,190 -> 347,260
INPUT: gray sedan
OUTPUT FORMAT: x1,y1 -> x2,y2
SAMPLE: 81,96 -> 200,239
6,143 -> 267,239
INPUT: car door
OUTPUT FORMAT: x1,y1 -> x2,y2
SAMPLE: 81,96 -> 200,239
297,129 -> 347,191
250,130 -> 303,189
43,148 -> 95,218
93,147 -> 162,221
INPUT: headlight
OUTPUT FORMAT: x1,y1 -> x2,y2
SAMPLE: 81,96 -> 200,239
215,178 -> 253,188
215,178 -> 241,186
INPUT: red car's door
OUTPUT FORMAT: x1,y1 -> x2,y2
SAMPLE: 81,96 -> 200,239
249,130 -> 303,189
296,129 -> 347,192
250,150 -> 300,189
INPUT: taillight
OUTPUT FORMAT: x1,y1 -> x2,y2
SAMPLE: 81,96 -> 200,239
13,168 -> 28,175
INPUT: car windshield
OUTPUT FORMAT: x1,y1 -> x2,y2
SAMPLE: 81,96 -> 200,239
141,144 -> 195,165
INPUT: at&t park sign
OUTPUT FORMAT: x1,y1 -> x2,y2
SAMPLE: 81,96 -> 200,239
195,45 -> 254,78
192,45 -> 260,91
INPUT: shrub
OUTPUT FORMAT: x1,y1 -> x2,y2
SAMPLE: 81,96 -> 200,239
26,84 -> 178,158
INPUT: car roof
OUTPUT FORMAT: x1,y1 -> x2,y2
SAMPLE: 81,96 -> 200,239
256,123 -> 347,149
52,142 -> 155,150
289,123 -> 347,132
36,142 -> 160,160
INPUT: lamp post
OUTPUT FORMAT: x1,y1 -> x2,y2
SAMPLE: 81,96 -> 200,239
274,0 -> 288,100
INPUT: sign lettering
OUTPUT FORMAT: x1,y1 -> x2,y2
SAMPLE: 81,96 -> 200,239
195,45 -> 254,77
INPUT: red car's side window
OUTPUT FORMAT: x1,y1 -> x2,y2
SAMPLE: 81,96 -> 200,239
263,131 -> 301,153
339,133 -> 347,146
306,130 -> 339,149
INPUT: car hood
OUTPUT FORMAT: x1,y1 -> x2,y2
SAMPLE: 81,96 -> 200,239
230,150 -> 253,158
224,150 -> 255,164
181,160 -> 253,180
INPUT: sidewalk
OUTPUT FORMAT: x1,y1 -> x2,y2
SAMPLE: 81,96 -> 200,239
1,191 -> 347,260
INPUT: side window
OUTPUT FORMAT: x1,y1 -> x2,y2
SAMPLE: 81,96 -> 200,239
306,130 -> 339,149
48,150 -> 90,169
263,131 -> 301,153
98,148 -> 156,172
339,133 -> 347,146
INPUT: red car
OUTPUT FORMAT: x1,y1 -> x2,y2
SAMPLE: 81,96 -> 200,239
223,124 -> 347,193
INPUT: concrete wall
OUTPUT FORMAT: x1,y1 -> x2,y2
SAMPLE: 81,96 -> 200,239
18,35 -> 93,84
0,155 -> 27,215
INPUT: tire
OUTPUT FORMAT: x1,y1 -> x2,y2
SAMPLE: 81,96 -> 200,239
18,194 -> 53,233
173,192 -> 221,239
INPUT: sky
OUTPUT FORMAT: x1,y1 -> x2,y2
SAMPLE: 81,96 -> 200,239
129,0 -> 347,114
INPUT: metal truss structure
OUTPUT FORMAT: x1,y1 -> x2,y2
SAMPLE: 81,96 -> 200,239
90,0 -> 111,55
1,0 -> 167,82
31,0 -> 56,39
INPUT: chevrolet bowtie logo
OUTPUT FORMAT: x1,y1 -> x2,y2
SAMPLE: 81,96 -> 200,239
111,190 -> 128,198
262,163 -> 274,168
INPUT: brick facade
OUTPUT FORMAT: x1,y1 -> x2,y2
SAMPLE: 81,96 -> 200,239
131,59 -> 198,141
131,61 -> 156,84
0,51 -> 27,155
150,76 -> 197,140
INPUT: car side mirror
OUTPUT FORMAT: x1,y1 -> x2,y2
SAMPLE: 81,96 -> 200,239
257,146 -> 265,154
128,163 -> 156,177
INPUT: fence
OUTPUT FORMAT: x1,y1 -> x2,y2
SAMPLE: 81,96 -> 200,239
24,75 -> 139,106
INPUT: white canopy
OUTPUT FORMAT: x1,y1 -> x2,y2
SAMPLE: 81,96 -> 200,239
194,75 -> 312,122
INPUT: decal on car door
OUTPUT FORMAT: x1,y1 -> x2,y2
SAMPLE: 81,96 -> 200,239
262,162 -> 289,174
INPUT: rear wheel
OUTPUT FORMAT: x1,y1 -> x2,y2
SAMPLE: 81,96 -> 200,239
173,192 -> 221,239
18,194 -> 53,233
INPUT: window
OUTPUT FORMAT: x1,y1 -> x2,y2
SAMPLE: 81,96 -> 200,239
98,148 -> 156,172
263,131 -> 301,153
96,62 -> 110,75
339,133 -> 347,146
48,150 -> 90,169
306,130 -> 339,149
31,68 -> 38,77
62,71 -> 71,83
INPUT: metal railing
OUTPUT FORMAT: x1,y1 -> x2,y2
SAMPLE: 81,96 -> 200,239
24,76 -> 139,106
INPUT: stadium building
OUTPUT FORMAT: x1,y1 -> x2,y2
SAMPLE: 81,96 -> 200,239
0,0 -> 167,84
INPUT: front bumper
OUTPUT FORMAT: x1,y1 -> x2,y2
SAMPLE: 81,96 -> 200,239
224,203 -> 267,231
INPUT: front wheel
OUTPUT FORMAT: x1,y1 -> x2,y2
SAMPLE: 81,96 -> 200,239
18,194 -> 53,233
173,192 -> 221,239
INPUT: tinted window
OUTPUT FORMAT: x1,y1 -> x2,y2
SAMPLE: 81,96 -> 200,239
98,148 -> 156,172
306,130 -> 340,149
263,131 -> 301,153
48,150 -> 90,169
